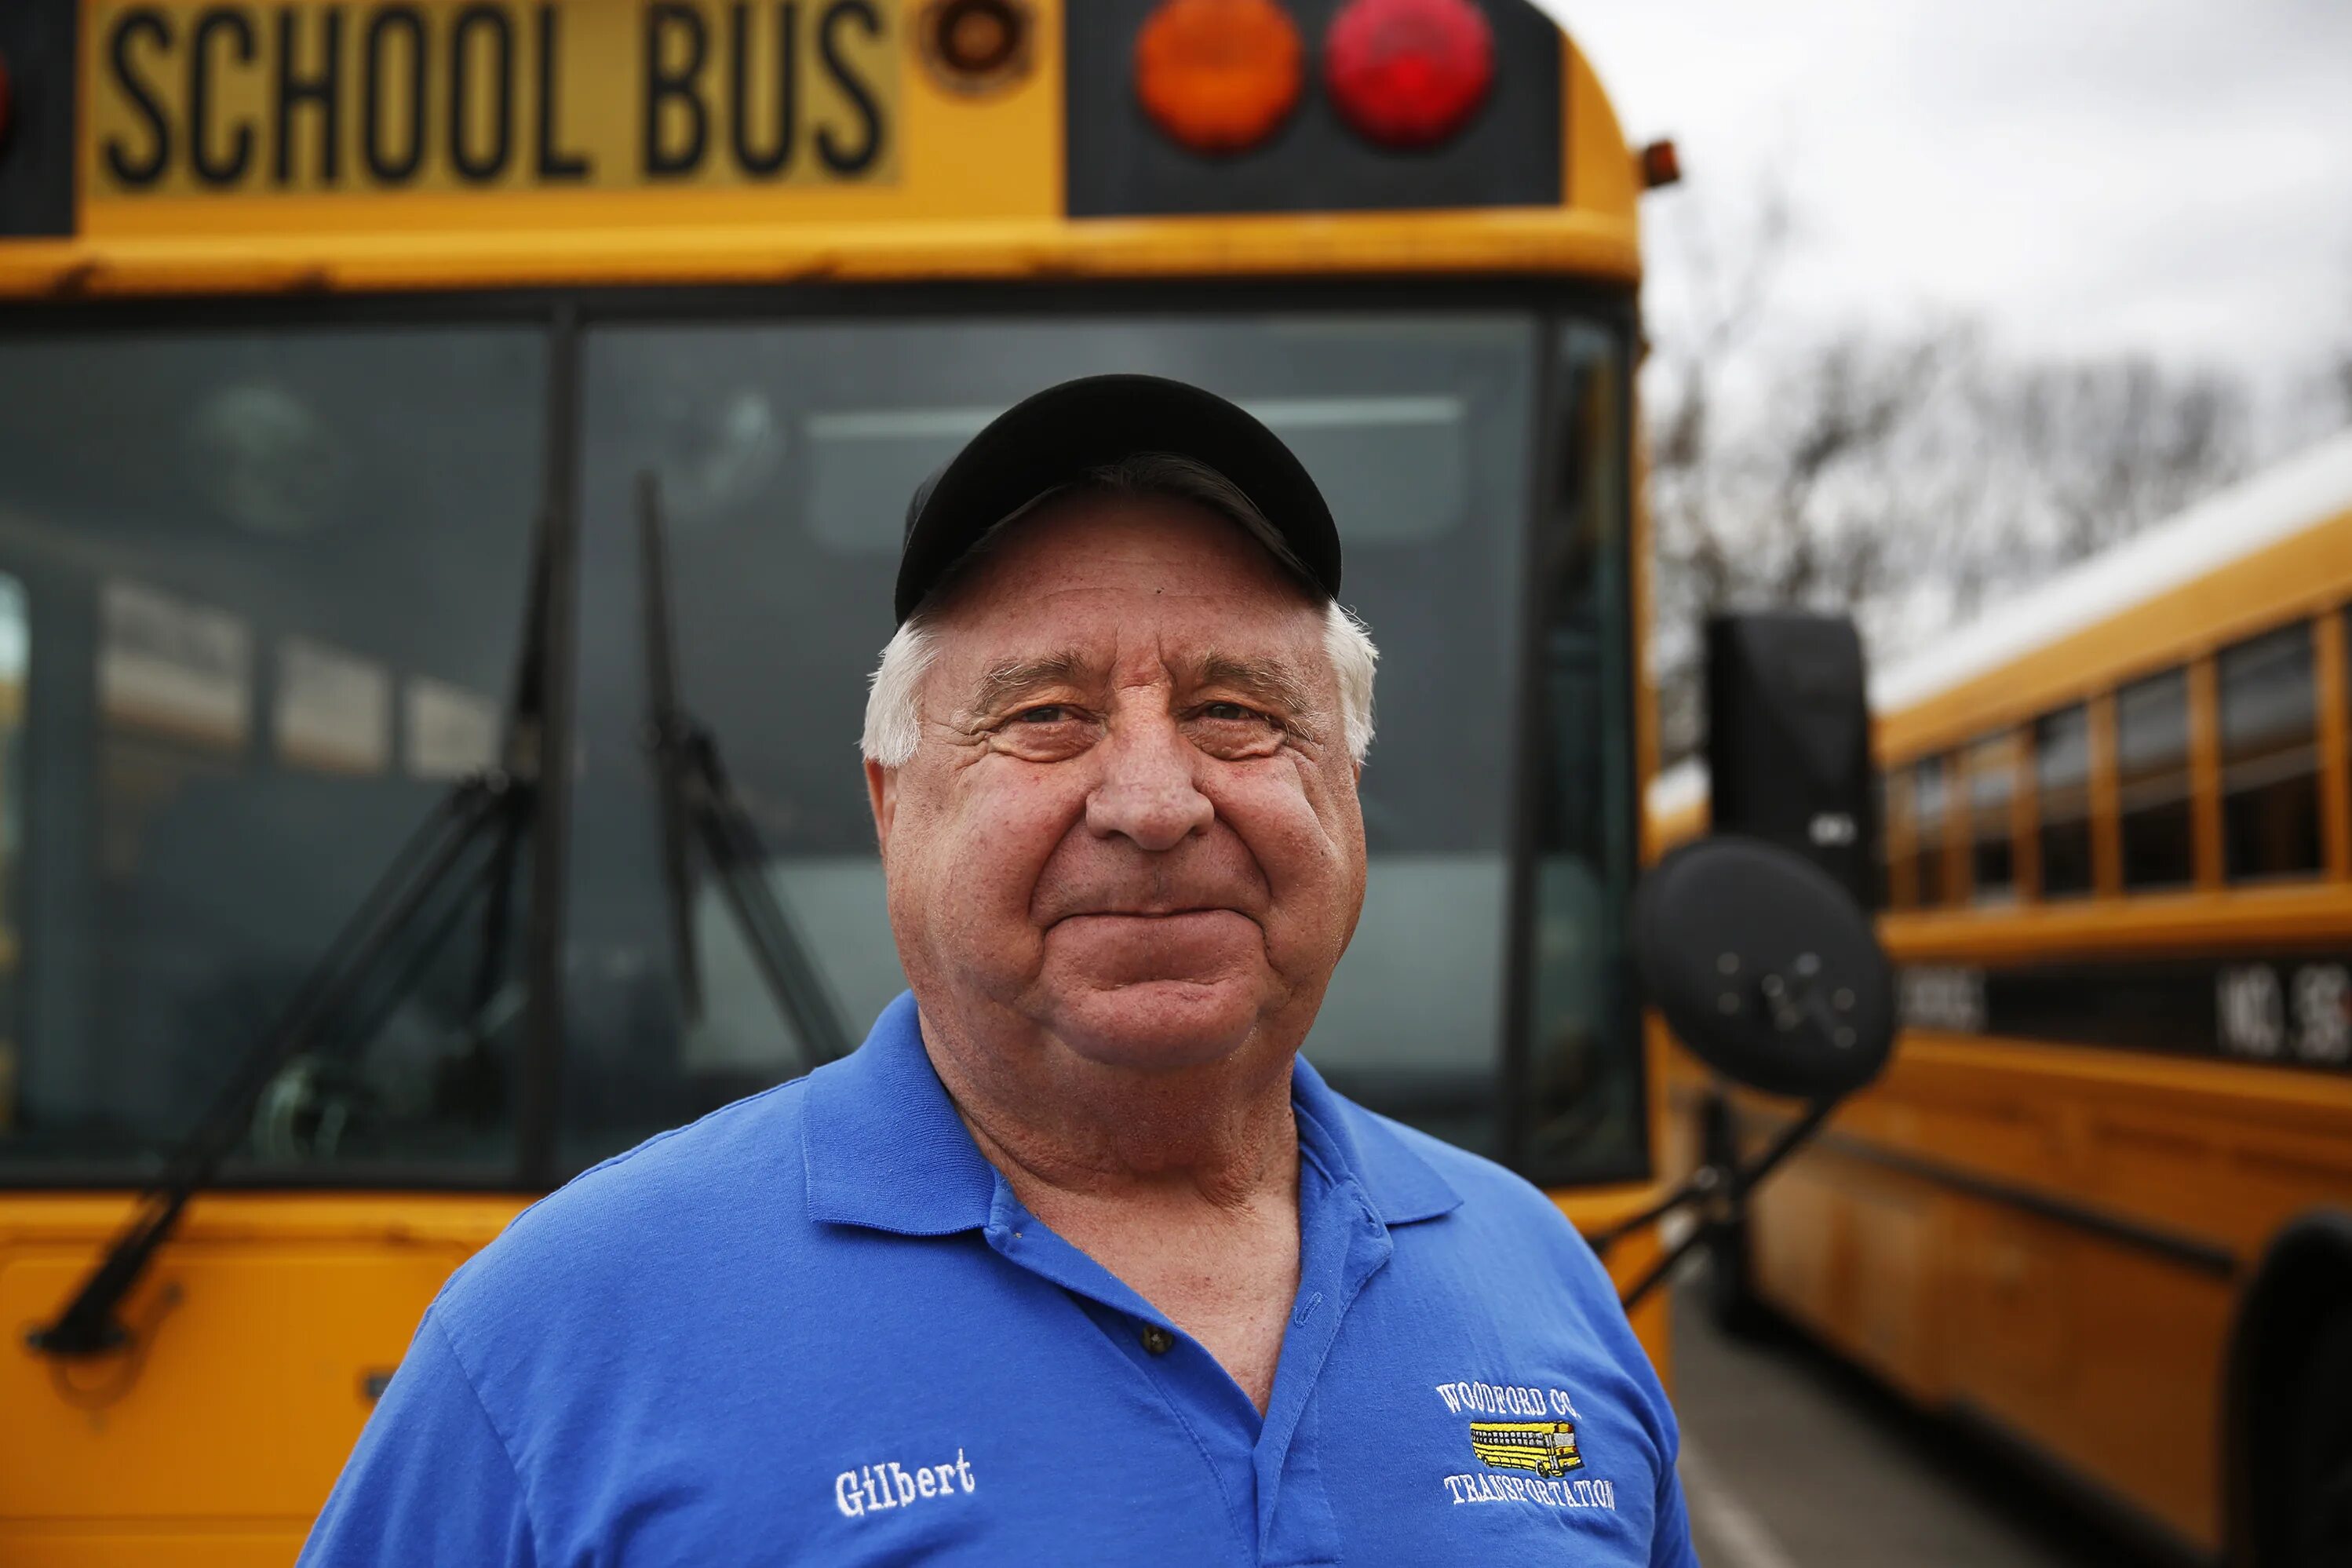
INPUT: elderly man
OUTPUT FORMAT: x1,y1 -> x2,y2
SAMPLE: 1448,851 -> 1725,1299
302,376 -> 1696,1566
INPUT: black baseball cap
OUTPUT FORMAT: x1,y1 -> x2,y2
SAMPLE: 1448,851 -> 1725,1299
894,374 -> 1341,625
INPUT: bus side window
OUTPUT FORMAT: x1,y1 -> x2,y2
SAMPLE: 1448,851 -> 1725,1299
1883,765 -> 1915,910
2343,603 -> 2352,869
1967,732 -> 2015,904
1870,768 -> 1891,910
1913,756 -> 1949,907
2034,704 -> 2094,898
0,573 -> 20,1110
2116,666 -> 2194,889
2217,621 -> 2323,882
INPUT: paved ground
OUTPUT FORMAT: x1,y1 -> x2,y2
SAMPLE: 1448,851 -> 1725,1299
1668,1282 -> 2171,1568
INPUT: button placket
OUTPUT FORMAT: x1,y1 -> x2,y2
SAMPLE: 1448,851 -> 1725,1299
985,1187 -> 1260,1557
1253,1160 -> 1392,1565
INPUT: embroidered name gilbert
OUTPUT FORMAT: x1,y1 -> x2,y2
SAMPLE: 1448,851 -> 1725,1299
835,1450 -> 976,1519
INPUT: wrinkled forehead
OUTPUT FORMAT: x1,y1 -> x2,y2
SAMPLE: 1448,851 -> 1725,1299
921,490 -> 1331,674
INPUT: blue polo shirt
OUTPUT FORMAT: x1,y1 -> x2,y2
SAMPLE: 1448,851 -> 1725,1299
302,994 -> 1695,1566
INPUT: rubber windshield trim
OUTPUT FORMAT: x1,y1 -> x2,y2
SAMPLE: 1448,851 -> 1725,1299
1505,311 -> 1649,1189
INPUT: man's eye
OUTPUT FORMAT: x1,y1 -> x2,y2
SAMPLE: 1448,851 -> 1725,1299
1202,702 -> 1264,724
1014,706 -> 1072,724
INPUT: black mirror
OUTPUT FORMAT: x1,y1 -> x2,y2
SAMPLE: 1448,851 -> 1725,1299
1631,833 -> 1894,1102
1706,613 -> 1876,909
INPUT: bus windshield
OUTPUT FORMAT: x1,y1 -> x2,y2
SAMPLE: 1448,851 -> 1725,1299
0,306 -> 1639,1187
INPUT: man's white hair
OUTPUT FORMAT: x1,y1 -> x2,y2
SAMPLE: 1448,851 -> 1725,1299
861,453 -> 1377,768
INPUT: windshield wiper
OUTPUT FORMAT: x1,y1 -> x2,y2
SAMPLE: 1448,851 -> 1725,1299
31,478 -> 851,1360
27,511 -> 562,1360
28,779 -> 525,1357
637,472 -> 851,1066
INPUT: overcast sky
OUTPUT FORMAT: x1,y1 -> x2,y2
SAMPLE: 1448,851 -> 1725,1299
1540,0 -> 2352,432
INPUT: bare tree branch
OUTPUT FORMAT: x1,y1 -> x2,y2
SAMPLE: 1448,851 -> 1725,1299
1642,191 -> 2252,765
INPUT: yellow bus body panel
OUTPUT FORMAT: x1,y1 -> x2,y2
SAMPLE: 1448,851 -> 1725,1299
2,1183 -> 1671,1557
2,1195 -> 524,1562
1712,1026 -> 2352,1554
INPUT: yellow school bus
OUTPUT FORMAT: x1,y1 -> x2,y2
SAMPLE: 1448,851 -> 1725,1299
1656,431 -> 2352,1566
1468,1418 -> 1585,1479
0,2 -> 1680,1557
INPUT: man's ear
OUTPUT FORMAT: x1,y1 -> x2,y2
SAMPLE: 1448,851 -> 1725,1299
866,757 -> 897,851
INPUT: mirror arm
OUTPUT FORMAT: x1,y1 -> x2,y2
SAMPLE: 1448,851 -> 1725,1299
1612,1213 -> 1716,1318
1601,1095 -> 1839,1314
1587,1165 -> 1722,1258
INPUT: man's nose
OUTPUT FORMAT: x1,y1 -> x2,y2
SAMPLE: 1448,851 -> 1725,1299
1085,717 -> 1214,852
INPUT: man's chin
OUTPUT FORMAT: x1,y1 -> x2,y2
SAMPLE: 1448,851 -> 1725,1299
1040,978 -> 1270,1074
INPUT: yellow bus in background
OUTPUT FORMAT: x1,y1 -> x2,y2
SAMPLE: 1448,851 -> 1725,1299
0,2 -> 1681,1558
1655,430 -> 2352,1567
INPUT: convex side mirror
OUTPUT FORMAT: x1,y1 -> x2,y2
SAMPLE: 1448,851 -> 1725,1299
1631,833 -> 1894,1102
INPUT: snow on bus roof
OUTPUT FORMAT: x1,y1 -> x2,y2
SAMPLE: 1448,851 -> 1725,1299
1869,428 -> 2352,714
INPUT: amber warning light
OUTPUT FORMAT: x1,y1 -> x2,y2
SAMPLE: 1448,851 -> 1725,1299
921,0 -> 1035,95
1325,0 -> 1495,149
1136,0 -> 1305,155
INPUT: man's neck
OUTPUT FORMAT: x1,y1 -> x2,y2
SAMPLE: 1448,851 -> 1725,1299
919,1008 -> 1302,1212
917,1005 -> 1307,1414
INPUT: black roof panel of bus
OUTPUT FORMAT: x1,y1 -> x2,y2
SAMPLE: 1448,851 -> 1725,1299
0,0 -> 76,239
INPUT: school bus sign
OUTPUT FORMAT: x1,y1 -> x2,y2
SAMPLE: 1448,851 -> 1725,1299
83,1 -> 899,198
0,0 -> 1632,297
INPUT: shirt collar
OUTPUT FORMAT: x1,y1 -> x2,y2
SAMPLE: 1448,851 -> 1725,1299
802,991 -> 1463,1234
802,992 -> 999,1234
1289,1052 -> 1462,1226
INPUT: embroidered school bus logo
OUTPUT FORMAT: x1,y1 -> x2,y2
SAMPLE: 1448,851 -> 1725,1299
1468,1420 -> 1584,1479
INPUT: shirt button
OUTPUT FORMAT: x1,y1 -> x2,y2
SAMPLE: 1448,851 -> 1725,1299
1140,1326 -> 1176,1355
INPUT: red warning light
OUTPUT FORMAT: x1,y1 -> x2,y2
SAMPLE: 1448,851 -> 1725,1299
1136,0 -> 1306,156
0,51 -> 14,157
1324,0 -> 1496,150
